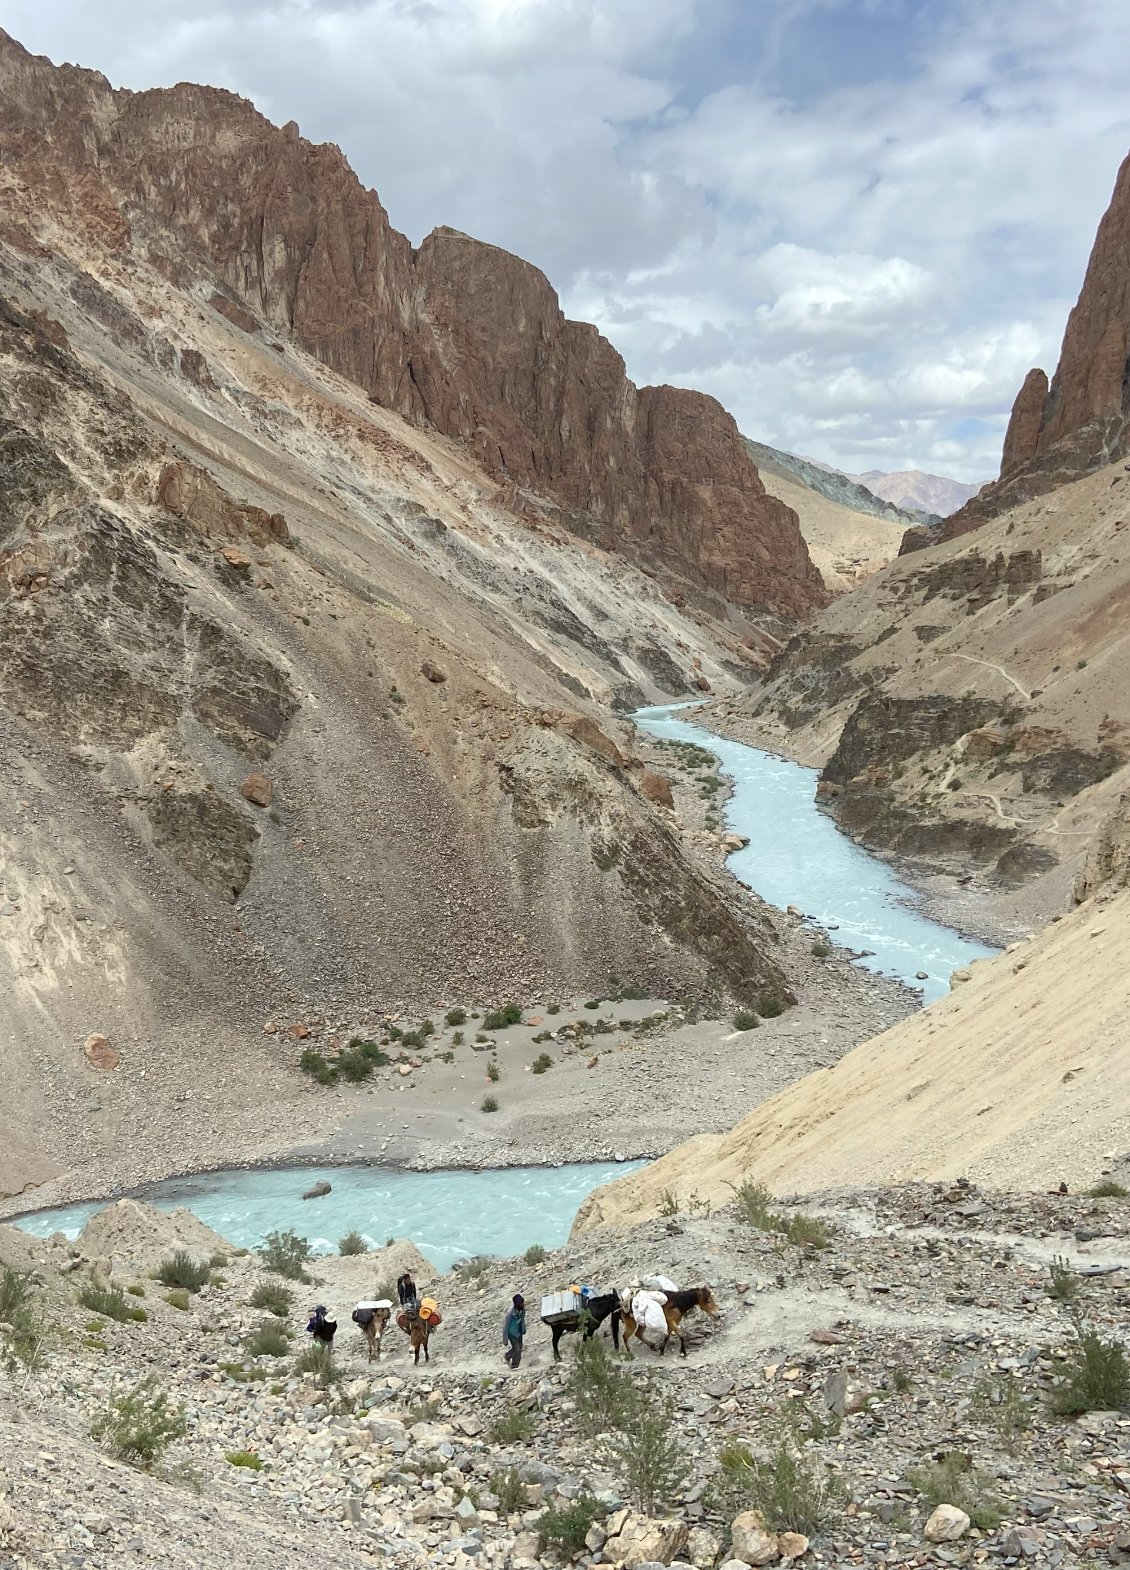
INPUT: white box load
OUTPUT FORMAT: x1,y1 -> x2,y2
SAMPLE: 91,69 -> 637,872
540,1291 -> 581,1325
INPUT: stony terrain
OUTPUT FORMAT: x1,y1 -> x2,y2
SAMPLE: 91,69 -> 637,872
4,1183 -> 1130,1570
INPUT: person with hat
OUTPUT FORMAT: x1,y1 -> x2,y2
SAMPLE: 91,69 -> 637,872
502,1293 -> 526,1368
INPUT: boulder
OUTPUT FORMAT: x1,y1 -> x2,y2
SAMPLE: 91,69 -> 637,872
686,1526 -> 722,1567
730,1511 -> 780,1564
302,1179 -> 331,1200
778,1533 -> 809,1561
83,1033 -> 119,1069
420,661 -> 447,683
604,1513 -> 690,1567
241,773 -> 274,808
923,1504 -> 970,1543
638,770 -> 674,809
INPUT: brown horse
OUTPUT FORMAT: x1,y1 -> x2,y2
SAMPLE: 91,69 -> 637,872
360,1309 -> 390,1363
622,1285 -> 720,1358
398,1308 -> 431,1364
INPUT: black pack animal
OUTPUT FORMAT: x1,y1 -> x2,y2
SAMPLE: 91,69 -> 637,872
549,1293 -> 621,1362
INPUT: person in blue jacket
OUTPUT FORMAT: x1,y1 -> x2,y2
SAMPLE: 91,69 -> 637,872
502,1293 -> 526,1368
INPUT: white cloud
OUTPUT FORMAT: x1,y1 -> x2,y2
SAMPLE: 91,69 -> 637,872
5,0 -> 1129,481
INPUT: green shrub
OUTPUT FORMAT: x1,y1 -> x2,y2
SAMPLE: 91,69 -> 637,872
716,1436 -> 841,1536
78,1285 -> 147,1323
491,1407 -> 536,1443
299,1048 -> 339,1086
445,1008 -> 467,1027
452,1031 -> 464,1046
483,1003 -> 522,1030
487,1061 -> 500,1082
245,1318 -> 292,1359
90,1375 -> 186,1470
1051,1318 -> 1130,1415
127,1284 -> 146,1297
1086,1180 -> 1129,1199
1048,1255 -> 1080,1302
0,1266 -> 42,1370
293,1341 -> 339,1386
165,1289 -> 191,1311
530,1052 -> 553,1074
226,1450 -> 264,1470
730,1180 -> 830,1249
258,1229 -> 313,1282
492,1466 -> 528,1513
524,1243 -> 547,1265
906,1452 -> 1003,1530
156,1250 -> 211,1293
339,1231 -> 368,1256
583,999 -> 601,1010
456,1256 -> 492,1285
658,1187 -> 680,1217
536,1494 -> 603,1556
209,1252 -> 228,1268
812,940 -> 832,959
733,1009 -> 760,1031
249,1281 -> 294,1317
971,1373 -> 1034,1450
758,996 -> 787,1018
481,1094 -> 499,1113
567,1340 -> 686,1512
547,1003 -> 560,1015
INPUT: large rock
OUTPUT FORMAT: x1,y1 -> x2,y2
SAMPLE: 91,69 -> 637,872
0,31 -> 824,623
923,1504 -> 971,1543
78,1199 -> 231,1270
604,1512 -> 690,1567
730,1511 -> 780,1565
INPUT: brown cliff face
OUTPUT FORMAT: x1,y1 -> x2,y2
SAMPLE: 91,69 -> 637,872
944,152 -> 1130,542
0,31 -> 825,623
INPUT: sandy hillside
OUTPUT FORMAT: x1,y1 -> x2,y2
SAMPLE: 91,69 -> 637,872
753,461 -> 909,591
575,878 -> 1130,1230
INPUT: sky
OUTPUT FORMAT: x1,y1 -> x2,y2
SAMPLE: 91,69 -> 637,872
7,1 -> 1130,482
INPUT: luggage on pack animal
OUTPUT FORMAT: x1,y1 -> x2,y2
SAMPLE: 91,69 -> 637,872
641,1274 -> 678,1294
352,1299 -> 392,1328
540,1290 -> 582,1325
418,1296 -> 442,1327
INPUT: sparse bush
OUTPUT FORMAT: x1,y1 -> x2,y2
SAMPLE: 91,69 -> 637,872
532,1030 -> 553,1044
531,1052 -> 553,1074
250,1281 -> 293,1317
492,1466 -> 528,1513
258,1229 -> 313,1282
730,1180 -> 830,1250
658,1187 -> 680,1217
79,1285 -> 147,1323
337,1043 -> 380,1082
891,1367 -> 913,1394
568,1340 -> 687,1512
491,1407 -> 536,1443
481,1094 -> 500,1113
293,1341 -> 339,1386
906,1452 -> 1003,1531
1050,1317 -> 1130,1415
971,1373 -> 1034,1450
758,996 -> 787,1018
452,1031 -> 464,1046
1048,1255 -> 1080,1302
812,940 -> 832,959
733,1009 -> 760,1031
445,1008 -> 467,1027
226,1450 -> 263,1470
299,1048 -> 338,1086
456,1256 -> 492,1284
715,1436 -> 841,1537
339,1231 -> 368,1256
483,1003 -> 522,1030
536,1494 -> 604,1556
547,1003 -> 560,1015
486,1061 -> 500,1082
244,1318 -> 292,1359
156,1250 -> 211,1293
90,1375 -> 186,1470
165,1289 -> 191,1311
209,1252 -> 228,1268
1087,1180 -> 1129,1199
0,1266 -> 42,1370
524,1243 -> 547,1265
583,999 -> 601,1010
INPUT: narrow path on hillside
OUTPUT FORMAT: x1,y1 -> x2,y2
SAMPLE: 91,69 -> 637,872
948,652 -> 1031,702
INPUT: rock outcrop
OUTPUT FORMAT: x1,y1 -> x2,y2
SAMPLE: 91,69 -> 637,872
0,29 -> 825,624
944,151 -> 1130,540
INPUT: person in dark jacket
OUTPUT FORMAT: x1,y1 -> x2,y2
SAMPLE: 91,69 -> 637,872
502,1293 -> 526,1368
397,1271 -> 418,1308
306,1304 -> 337,1345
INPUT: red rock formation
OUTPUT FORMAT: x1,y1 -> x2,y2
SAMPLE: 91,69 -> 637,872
0,30 -> 826,622
945,152 -> 1130,541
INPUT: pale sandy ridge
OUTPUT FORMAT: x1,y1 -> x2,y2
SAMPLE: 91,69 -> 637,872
574,883 -> 1130,1231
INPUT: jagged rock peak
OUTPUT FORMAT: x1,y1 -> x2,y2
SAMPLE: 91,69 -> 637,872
0,27 -> 826,622
944,150 -> 1130,541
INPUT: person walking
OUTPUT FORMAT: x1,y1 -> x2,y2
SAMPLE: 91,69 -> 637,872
397,1271 -> 418,1308
502,1293 -> 526,1368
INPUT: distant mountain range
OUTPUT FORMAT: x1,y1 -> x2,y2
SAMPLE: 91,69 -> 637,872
847,469 -> 984,518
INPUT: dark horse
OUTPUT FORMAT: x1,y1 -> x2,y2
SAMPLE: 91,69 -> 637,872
622,1285 -> 720,1358
549,1293 -> 622,1362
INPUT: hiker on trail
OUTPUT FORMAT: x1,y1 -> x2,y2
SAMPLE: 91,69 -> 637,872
397,1271 -> 418,1308
502,1293 -> 526,1368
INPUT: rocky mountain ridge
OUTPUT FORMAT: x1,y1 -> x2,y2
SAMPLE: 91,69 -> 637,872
943,150 -> 1130,541
849,467 -> 981,519
0,29 -> 825,627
